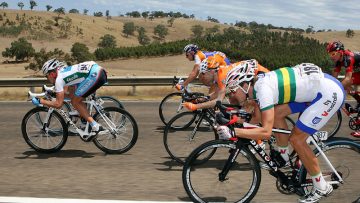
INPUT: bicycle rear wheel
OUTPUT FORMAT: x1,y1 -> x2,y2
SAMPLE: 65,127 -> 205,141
298,138 -> 360,201
183,140 -> 261,203
21,107 -> 68,153
93,107 -> 138,154
164,111 -> 217,164
159,92 -> 190,125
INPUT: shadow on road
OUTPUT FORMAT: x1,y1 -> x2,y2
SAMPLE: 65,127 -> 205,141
14,149 -> 98,159
154,157 -> 183,171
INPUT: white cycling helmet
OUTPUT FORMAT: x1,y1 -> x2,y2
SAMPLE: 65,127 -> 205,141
183,44 -> 198,53
225,61 -> 255,94
42,58 -> 65,75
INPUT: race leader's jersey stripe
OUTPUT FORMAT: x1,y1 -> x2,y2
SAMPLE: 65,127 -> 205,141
274,67 -> 296,104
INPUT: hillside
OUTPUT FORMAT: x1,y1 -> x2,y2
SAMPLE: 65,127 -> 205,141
0,9 -> 360,78
0,9 -> 231,61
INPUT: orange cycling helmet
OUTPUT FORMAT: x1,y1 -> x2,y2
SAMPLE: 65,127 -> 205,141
199,55 -> 222,74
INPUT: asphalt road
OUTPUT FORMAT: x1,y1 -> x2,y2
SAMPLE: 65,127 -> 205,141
0,101 -> 359,203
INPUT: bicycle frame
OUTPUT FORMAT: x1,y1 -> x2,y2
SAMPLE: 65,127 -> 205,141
221,126 -> 344,186
187,109 -> 216,141
29,91 -> 117,140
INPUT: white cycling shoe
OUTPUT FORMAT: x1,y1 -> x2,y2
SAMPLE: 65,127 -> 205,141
298,182 -> 333,203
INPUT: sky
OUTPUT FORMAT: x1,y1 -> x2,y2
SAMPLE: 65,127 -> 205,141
4,0 -> 360,31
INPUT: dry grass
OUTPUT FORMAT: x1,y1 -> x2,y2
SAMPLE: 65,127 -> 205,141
1,9 -> 360,100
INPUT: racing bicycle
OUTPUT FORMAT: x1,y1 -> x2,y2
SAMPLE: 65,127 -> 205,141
159,76 -> 207,126
21,90 -> 138,154
182,102 -> 360,203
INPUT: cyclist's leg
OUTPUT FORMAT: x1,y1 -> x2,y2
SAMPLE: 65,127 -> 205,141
290,75 -> 344,199
73,65 -> 107,124
273,102 -> 307,162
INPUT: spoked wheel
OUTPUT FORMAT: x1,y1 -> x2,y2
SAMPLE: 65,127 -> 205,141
93,107 -> 138,154
182,140 -> 261,203
21,107 -> 68,153
98,96 -> 125,109
298,138 -> 360,201
164,111 -> 217,164
159,92 -> 190,125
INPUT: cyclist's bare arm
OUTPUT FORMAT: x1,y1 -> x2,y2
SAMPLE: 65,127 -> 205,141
342,72 -> 353,91
234,107 -> 274,140
40,91 -> 65,109
183,64 -> 200,87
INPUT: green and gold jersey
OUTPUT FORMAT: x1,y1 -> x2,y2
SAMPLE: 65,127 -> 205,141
253,64 -> 324,111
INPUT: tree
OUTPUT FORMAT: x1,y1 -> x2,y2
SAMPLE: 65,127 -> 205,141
29,0 -> 37,10
137,27 -> 150,45
207,16 -> 219,23
98,34 -> 116,48
305,25 -> 314,34
83,9 -> 88,15
123,22 -> 135,37
71,42 -> 94,62
0,2 -> 8,9
191,24 -> 204,38
18,2 -> 24,10
2,37 -> 35,61
105,10 -> 110,21
141,11 -> 149,19
46,5 -> 52,11
167,17 -> 175,27
93,12 -> 103,17
69,9 -> 79,14
26,48 -> 72,71
346,29 -> 355,38
53,7 -> 65,26
154,24 -> 168,40
205,25 -> 220,36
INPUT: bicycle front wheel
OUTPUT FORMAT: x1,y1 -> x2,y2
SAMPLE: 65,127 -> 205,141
298,138 -> 360,201
183,140 -> 261,203
159,92 -> 190,125
93,107 -> 138,154
21,107 -> 68,153
164,111 -> 217,164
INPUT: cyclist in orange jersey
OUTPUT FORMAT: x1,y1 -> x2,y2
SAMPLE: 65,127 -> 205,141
176,44 -> 231,92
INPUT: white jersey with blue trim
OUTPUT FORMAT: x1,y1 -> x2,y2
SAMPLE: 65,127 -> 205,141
55,61 -> 97,93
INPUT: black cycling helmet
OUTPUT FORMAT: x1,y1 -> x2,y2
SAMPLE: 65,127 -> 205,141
326,41 -> 344,52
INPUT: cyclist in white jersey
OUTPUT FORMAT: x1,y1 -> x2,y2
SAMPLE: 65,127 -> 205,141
31,59 -> 108,139
216,62 -> 345,203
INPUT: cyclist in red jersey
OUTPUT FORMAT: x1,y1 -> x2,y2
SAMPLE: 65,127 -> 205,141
327,41 -> 360,137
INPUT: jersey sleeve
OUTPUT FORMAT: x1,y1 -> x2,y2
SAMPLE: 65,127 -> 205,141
254,79 -> 275,111
54,77 -> 65,93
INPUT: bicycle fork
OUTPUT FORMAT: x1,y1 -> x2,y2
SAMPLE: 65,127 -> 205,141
219,145 -> 241,182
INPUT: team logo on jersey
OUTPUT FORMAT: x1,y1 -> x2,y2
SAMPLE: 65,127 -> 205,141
321,111 -> 329,116
312,117 -> 322,124
91,72 -> 97,77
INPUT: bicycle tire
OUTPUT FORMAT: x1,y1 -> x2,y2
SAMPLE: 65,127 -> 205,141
297,137 -> 360,201
99,95 -> 125,109
326,110 -> 342,138
159,92 -> 192,125
93,107 -> 138,154
182,139 -> 261,203
21,107 -> 68,153
164,111 -> 218,164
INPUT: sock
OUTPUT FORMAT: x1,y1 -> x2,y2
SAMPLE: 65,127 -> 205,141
90,121 -> 99,131
90,121 -> 97,127
311,172 -> 327,191
278,146 -> 289,162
